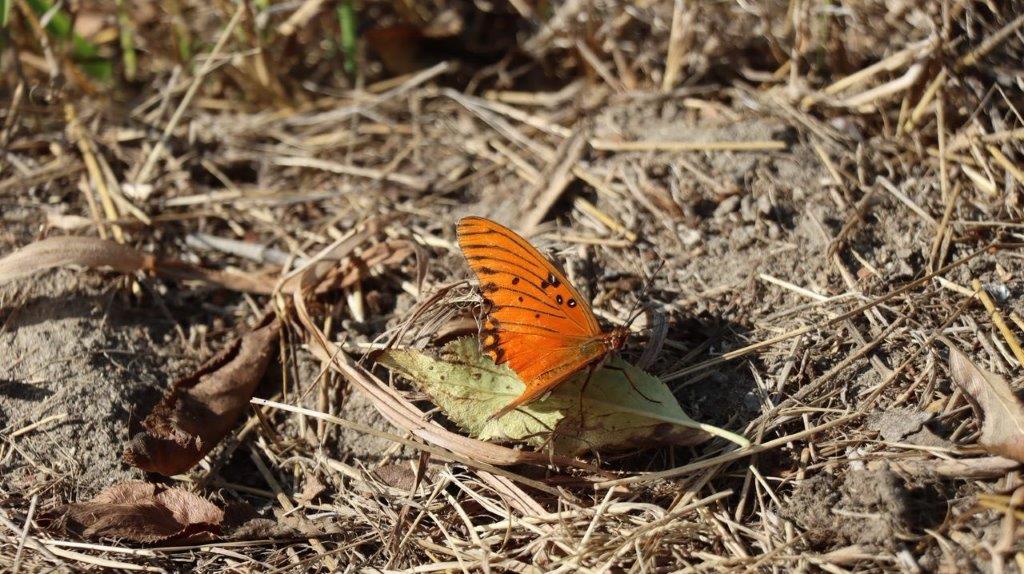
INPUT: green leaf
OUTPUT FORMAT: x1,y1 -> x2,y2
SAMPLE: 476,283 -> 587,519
1,0 -> 11,28
379,337 -> 560,445
379,337 -> 749,456
24,0 -> 112,81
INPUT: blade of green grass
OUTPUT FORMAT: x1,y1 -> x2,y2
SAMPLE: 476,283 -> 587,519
337,0 -> 357,75
115,0 -> 136,81
24,0 -> 111,81
0,1 -> 9,58
168,0 -> 192,62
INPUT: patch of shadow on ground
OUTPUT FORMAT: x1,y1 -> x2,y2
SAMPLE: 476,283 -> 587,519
668,315 -> 760,430
594,314 -> 758,473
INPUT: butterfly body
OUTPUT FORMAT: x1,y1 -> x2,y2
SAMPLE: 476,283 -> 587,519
456,216 -> 630,419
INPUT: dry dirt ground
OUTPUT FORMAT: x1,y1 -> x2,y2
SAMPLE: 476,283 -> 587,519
2,1 -> 1024,572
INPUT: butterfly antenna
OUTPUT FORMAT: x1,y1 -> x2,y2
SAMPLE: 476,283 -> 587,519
624,258 -> 665,330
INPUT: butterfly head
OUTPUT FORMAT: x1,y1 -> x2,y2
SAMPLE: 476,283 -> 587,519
604,326 -> 630,352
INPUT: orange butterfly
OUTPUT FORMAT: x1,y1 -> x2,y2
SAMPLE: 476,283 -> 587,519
457,216 -> 631,420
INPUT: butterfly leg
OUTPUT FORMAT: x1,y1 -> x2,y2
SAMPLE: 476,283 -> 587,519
576,364 -> 599,430
604,364 -> 662,404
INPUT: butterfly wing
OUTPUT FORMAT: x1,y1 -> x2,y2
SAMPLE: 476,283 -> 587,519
457,216 -> 609,418
485,337 -> 608,419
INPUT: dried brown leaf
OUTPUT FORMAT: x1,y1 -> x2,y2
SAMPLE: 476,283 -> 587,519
0,236 -> 155,286
866,409 -> 952,448
124,316 -> 281,475
294,475 -> 327,504
942,337 -> 1024,462
373,462 -> 421,491
0,235 -> 275,293
66,481 -> 224,543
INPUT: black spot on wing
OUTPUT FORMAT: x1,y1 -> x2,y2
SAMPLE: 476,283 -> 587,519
486,284 -> 562,313
466,255 -> 549,285
461,221 -> 595,334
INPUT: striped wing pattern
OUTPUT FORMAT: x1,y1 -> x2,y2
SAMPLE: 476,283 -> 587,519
457,216 -> 610,418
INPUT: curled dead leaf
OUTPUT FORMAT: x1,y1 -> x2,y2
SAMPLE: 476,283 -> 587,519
295,475 -> 328,505
941,336 -> 1024,463
0,235 -> 276,294
66,482 -> 316,543
65,481 -> 224,543
0,235 -> 155,286
124,316 -> 281,475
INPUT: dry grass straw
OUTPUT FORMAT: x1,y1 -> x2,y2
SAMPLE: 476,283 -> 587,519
2,0 -> 1024,571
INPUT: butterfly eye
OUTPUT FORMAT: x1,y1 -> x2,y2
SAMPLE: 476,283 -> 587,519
556,295 -> 564,305
568,298 -> 577,308
511,277 -> 520,285
547,273 -> 560,287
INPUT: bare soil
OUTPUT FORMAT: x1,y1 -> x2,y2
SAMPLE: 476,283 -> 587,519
2,0 -> 1023,571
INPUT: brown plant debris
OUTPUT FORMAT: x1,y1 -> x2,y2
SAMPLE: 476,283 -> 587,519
123,316 -> 282,475
0,235 -> 276,294
3,0 -> 1024,571
943,337 -> 1024,462
0,236 -> 155,286
65,481 -> 224,543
